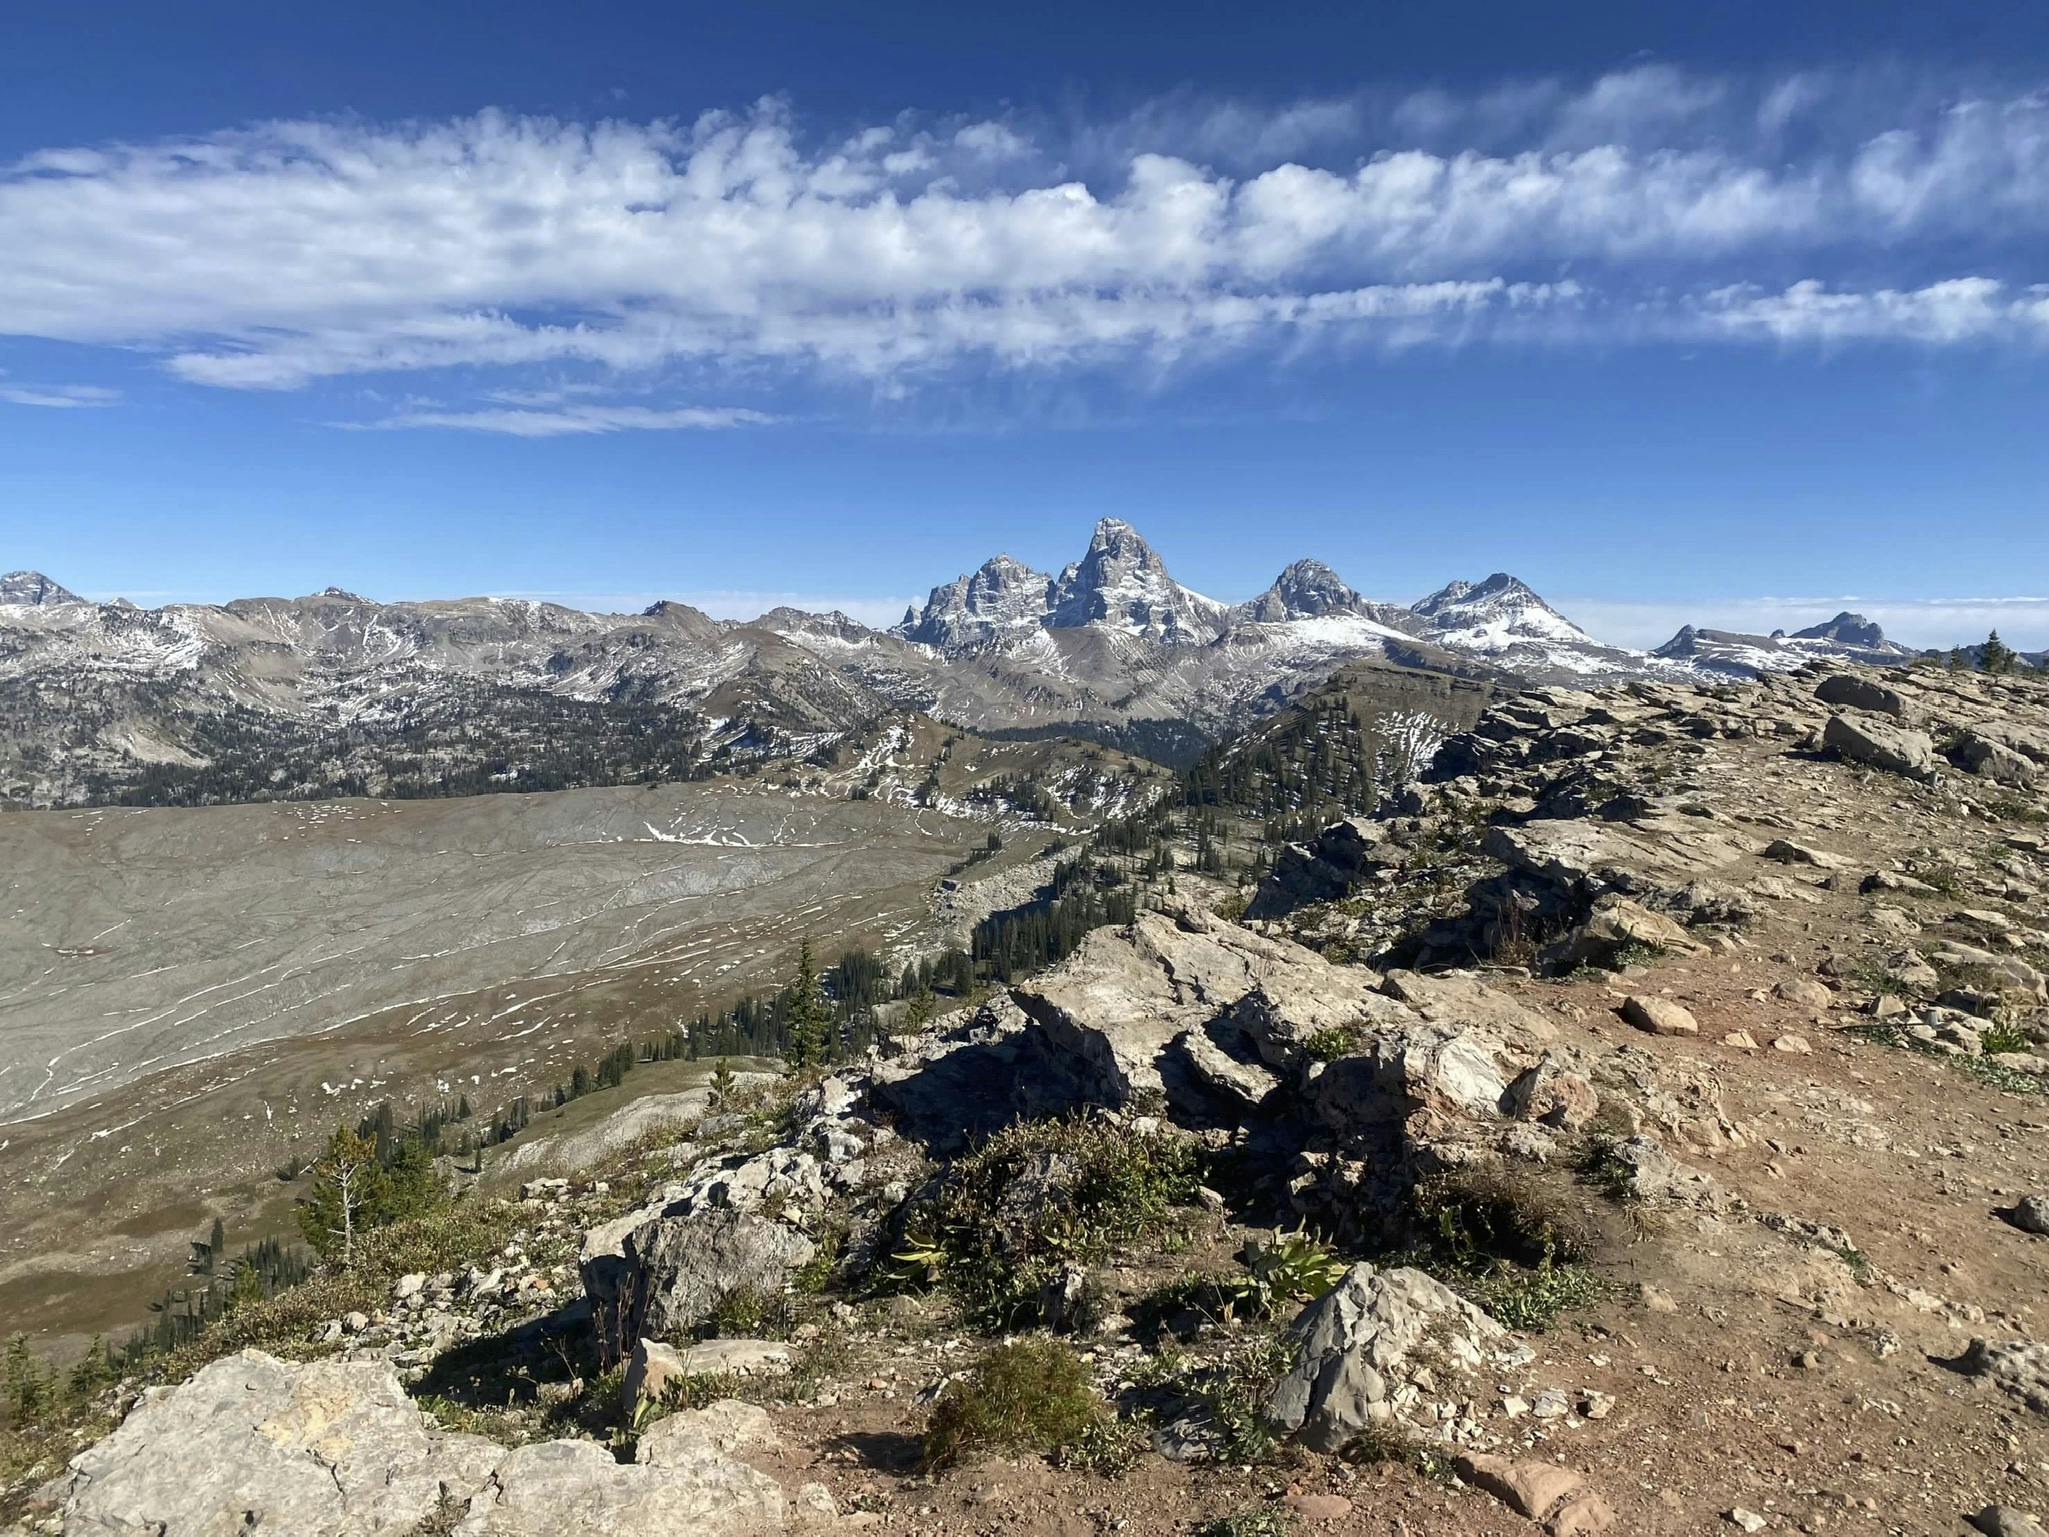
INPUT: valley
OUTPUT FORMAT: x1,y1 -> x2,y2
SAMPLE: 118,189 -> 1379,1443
0,718 -> 1169,1353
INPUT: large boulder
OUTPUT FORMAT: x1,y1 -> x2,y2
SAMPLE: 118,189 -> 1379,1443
1009,906 -> 1380,1116
1961,1338 -> 2049,1415
454,1433 -> 784,1536
1266,1263 -> 1515,1453
621,1208 -> 817,1345
36,1349 -> 796,1537
47,1350 -> 500,1536
1813,673 -> 1906,716
1823,713 -> 1936,780
1308,1025 -> 1513,1136
1482,817 -> 1748,907
1548,895 -> 1702,970
1951,730 -> 2039,788
1249,817 -> 1388,916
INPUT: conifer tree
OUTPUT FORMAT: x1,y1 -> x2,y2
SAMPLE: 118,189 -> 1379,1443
3,1334 -> 49,1424
709,1057 -> 738,1109
1980,630 -> 2018,675
373,1136 -> 442,1226
784,938 -> 829,1069
297,1125 -> 384,1267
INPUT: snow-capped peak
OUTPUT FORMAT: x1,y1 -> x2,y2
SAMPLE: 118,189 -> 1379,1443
1790,611 -> 1905,653
1045,518 -> 1225,641
897,551 -> 1054,648
1,570 -> 87,607
1237,559 -> 1362,622
1414,572 -> 1596,650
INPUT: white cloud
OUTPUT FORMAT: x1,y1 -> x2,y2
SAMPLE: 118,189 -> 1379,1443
0,75 -> 2046,403
953,121 -> 1031,160
0,381 -> 119,408
1699,277 -> 2049,344
342,402 -> 778,436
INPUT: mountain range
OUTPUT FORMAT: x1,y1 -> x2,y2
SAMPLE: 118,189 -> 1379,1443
0,519 -> 1984,807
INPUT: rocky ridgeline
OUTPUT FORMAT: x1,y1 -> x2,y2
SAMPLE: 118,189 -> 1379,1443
1257,661 -> 2046,1011
14,660 -> 2049,1534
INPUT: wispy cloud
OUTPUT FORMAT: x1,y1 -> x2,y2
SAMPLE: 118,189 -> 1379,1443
341,403 -> 778,436
0,381 -> 119,408
1,70 -> 2046,407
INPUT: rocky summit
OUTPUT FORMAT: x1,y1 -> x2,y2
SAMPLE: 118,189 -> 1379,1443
7,650 -> 2049,1536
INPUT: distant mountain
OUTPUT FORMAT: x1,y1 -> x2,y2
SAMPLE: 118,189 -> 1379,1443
1409,572 -> 1652,678
1790,611 -> 1907,651
2,525 -> 1983,808
1043,518 -> 1227,641
898,553 -> 1052,649
1653,610 -> 1915,678
0,570 -> 85,607
1234,559 -> 1417,630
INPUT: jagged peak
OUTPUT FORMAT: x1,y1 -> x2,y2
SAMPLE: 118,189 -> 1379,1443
1,570 -> 87,607
1238,558 -> 1366,623
1791,610 -> 1890,647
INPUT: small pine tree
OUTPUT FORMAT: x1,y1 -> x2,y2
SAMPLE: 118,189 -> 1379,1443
784,939 -> 829,1069
227,1257 -> 268,1311
3,1334 -> 49,1424
297,1125 -> 385,1267
903,987 -> 938,1032
373,1136 -> 442,1227
68,1335 -> 112,1397
708,1057 -> 738,1109
1980,630 -> 2018,675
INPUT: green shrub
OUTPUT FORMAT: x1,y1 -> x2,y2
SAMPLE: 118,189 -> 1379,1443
1201,1506 -> 1294,1537
699,1285 -> 796,1341
1225,1229 -> 1348,1316
888,1116 -> 1201,1328
1301,1025 -> 1364,1062
1407,1168 -> 1606,1331
1453,1262 -> 1608,1331
1412,1169 -> 1592,1267
1979,1020 -> 2031,1055
920,1338 -> 1104,1471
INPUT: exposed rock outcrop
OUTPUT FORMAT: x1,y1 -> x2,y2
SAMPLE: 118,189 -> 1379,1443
1265,1262 -> 1520,1452
33,1350 -> 796,1537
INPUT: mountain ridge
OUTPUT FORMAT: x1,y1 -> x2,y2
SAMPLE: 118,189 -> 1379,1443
2,526 -> 1961,808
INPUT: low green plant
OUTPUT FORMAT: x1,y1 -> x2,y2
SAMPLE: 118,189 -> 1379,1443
1301,1025 -> 1365,1062
1413,1169 -> 1593,1266
1578,1135 -> 1640,1203
1609,939 -> 1668,970
1058,1415 -> 1147,1475
920,1338 -> 1104,1471
1226,1229 -> 1348,1315
1201,1505 -> 1294,1537
885,1116 -> 1202,1328
1848,1022 -> 2047,1097
700,1285 -> 795,1341
1408,1168 -> 1607,1331
1454,1260 -> 1609,1330
1979,1020 -> 2032,1055
1342,1418 -> 1449,1478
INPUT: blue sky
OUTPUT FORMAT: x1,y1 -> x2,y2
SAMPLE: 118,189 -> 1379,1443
2,1 -> 2046,648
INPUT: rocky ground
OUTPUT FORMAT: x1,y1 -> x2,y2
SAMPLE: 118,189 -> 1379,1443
7,659 -> 2049,1536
